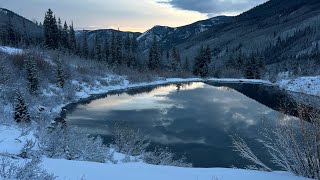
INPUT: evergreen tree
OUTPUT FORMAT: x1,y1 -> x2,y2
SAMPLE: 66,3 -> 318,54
56,58 -> 66,88
7,16 -> 16,45
94,35 -> 102,61
244,53 -> 265,79
184,57 -> 190,71
57,18 -> 62,48
111,32 -> 117,66
43,9 -> 59,49
103,37 -> 110,63
14,92 -> 30,123
25,57 -> 40,94
82,34 -> 89,59
193,46 -> 211,77
115,32 -> 122,66
171,47 -> 181,72
69,22 -> 76,52
148,35 -> 161,70
61,21 -> 69,50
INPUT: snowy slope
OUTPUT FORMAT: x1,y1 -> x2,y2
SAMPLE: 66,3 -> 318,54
278,76 -> 320,96
42,158 -> 309,180
0,46 -> 23,54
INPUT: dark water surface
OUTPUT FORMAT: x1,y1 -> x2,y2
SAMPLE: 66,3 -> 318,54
66,82 -> 307,168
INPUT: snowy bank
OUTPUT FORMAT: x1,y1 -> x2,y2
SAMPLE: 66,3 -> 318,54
0,46 -> 23,55
278,76 -> 320,97
42,158 -> 309,180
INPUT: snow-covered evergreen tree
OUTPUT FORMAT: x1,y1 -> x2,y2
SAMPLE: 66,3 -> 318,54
14,91 -> 30,123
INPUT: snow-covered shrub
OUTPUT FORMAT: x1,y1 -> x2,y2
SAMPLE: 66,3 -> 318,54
15,157 -> 56,180
232,104 -> 320,179
112,123 -> 192,167
38,124 -> 113,163
19,139 -> 36,159
0,156 -> 55,180
112,122 -> 150,156
143,146 -> 192,167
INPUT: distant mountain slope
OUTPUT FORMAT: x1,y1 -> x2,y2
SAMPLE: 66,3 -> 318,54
0,8 -> 43,40
76,29 -> 141,47
137,16 -> 231,52
175,0 -> 320,69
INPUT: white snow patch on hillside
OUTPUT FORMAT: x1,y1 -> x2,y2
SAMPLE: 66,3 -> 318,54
278,76 -> 320,96
0,46 -> 23,55
42,158 -> 310,180
0,125 -> 35,155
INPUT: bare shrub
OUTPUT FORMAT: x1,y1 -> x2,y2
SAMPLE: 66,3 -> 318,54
232,104 -> 320,179
112,123 -> 192,167
143,146 -> 192,167
112,122 -> 150,156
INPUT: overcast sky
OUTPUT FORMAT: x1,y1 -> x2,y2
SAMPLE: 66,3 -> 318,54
1,0 -> 268,32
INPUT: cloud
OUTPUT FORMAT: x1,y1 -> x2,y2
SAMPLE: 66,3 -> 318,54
159,0 -> 268,16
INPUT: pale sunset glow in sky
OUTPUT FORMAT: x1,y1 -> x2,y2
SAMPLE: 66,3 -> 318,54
1,0 -> 268,32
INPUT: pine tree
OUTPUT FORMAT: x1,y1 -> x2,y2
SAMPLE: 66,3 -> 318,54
62,21 -> 69,50
148,35 -> 161,70
111,32 -> 117,66
56,58 -> 66,88
82,34 -> 89,59
184,57 -> 190,71
43,9 -> 59,49
69,22 -> 76,52
171,47 -> 181,72
25,57 -> 40,94
103,37 -> 110,63
193,46 -> 211,77
14,92 -> 30,123
57,18 -> 62,48
94,35 -> 102,61
115,32 -> 122,66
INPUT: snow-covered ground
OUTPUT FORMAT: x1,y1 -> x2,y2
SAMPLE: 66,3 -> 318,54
278,76 -> 320,97
42,158 -> 309,180
0,46 -> 23,55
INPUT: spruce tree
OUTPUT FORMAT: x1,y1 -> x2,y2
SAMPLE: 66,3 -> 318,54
56,58 -> 66,88
111,32 -> 117,66
94,35 -> 102,61
193,46 -> 211,77
103,37 -> 110,63
62,21 -> 69,50
43,9 -> 59,49
25,57 -> 40,94
82,34 -> 89,59
148,35 -> 161,70
14,92 -> 30,123
184,57 -> 190,71
171,47 -> 181,72
57,18 -> 62,48
115,32 -> 122,66
69,22 -> 76,52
